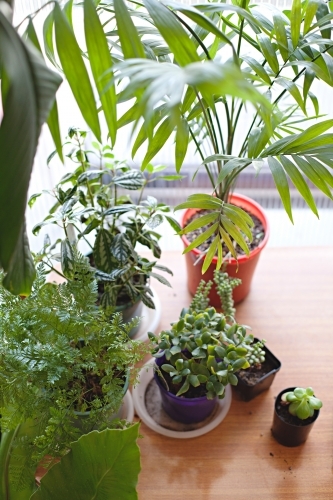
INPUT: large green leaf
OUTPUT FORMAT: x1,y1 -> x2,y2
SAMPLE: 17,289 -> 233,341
267,156 -> 293,222
93,228 -> 114,272
114,0 -> 146,59
31,425 -> 141,500
290,0 -> 302,48
0,12 -> 61,293
84,0 -> 117,146
53,3 -> 101,141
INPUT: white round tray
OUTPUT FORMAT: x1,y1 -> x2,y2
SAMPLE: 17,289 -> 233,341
132,359 -> 232,438
131,287 -> 161,342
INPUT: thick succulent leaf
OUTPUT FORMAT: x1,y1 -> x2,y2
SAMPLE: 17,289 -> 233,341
53,3 -> 101,141
31,425 -> 141,500
267,156 -> 293,222
84,0 -> 117,146
0,12 -> 61,292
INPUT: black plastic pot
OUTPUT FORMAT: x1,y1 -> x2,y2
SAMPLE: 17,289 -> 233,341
233,339 -> 281,401
271,387 -> 320,447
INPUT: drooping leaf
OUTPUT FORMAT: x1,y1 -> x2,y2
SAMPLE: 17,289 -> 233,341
0,12 -> 61,293
114,0 -> 146,59
290,0 -> 302,48
175,118 -> 189,173
84,0 -> 117,146
267,156 -> 293,222
53,2 -> 101,141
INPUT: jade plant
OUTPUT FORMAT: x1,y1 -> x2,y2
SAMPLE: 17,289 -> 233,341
149,272 -> 265,399
31,128 -> 178,309
0,252 -> 147,464
281,387 -> 323,420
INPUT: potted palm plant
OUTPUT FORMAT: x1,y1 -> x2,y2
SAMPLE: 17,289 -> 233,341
105,0 -> 333,305
31,128 -> 177,334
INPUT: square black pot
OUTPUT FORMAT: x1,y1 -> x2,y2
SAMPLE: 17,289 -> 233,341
233,339 -> 281,401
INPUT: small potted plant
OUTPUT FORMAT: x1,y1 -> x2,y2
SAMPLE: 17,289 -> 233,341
0,252 -> 147,466
149,272 -> 265,424
271,387 -> 323,447
31,128 -> 177,333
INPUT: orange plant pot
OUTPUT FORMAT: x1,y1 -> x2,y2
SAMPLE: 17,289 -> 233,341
181,193 -> 270,306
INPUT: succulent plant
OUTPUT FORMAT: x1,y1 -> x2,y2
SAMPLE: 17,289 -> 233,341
281,387 -> 323,420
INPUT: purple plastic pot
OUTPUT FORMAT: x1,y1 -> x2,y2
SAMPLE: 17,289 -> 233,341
154,356 -> 217,424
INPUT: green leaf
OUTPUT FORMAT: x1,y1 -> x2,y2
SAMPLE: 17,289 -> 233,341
291,155 -> 332,198
273,14 -> 289,61
114,0 -> 146,59
113,171 -> 145,190
61,239 -> 75,279
242,55 -> 271,84
183,222 -> 219,254
223,205 -> 253,240
257,34 -> 279,74
279,155 -> 319,216
304,155 -> 333,187
267,156 -> 293,222
275,77 -> 306,114
303,69 -> 315,103
291,0 -> 302,48
111,233 -> 131,264
31,425 -> 141,500
220,227 -> 237,260
53,3 -> 101,141
165,215 -> 182,233
93,229 -> 114,272
84,0 -> 117,146
144,0 -> 200,66
175,118 -> 189,173
150,272 -> 172,288
43,10 -> 58,69
220,216 -> 250,255
202,234 -> 219,273
180,212 -> 220,235
0,12 -> 61,292
303,0 -> 319,34
142,117 -> 174,169
176,378 -> 190,396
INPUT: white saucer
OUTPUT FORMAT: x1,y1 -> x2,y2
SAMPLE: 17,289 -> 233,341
131,287 -> 161,342
132,359 -> 232,439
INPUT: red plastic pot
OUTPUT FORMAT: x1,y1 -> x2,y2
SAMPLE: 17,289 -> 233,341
181,193 -> 270,306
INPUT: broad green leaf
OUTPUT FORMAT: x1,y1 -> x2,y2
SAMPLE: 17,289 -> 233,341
43,10 -> 58,69
220,216 -> 250,255
273,14 -> 289,61
150,272 -> 172,287
303,0 -> 319,34
142,117 -> 174,169
303,69 -> 315,103
291,0 -> 302,48
286,133 -> 333,153
291,155 -> 332,198
144,0 -> 200,66
224,202 -> 254,227
202,234 -> 219,273
165,215 -> 182,233
111,233 -> 131,264
114,0 -> 145,59
183,222 -> 219,254
0,12 -> 61,293
242,55 -> 271,84
175,200 -> 222,211
279,155 -> 318,216
93,228 -> 114,272
283,119 -> 333,149
175,118 -> 189,172
267,156 -> 293,222
31,425 -> 141,500
180,212 -> 220,235
275,77 -> 306,114
113,170 -> 145,190
286,60 -> 332,86
257,34 -> 279,74
54,3 -> 101,141
84,0 -> 117,146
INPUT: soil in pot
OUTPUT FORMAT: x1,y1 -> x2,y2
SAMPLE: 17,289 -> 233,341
233,341 -> 281,401
271,387 -> 320,447
181,194 -> 270,306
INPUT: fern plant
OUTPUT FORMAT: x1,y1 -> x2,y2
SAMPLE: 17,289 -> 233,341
0,253 -> 147,463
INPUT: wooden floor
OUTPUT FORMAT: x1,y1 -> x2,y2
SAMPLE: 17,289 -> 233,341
136,248 -> 333,500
